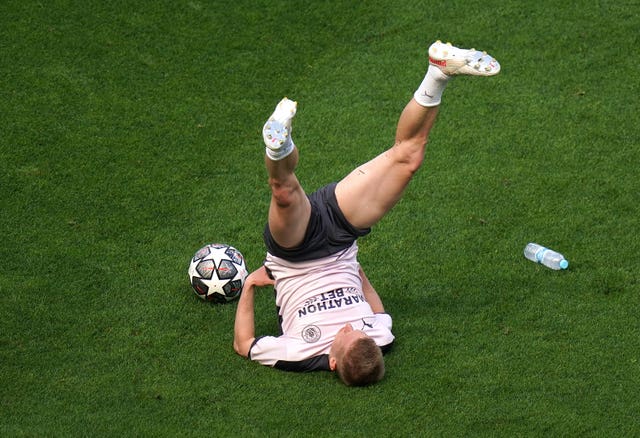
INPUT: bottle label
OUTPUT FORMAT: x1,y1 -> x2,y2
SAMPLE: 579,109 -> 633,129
535,248 -> 547,264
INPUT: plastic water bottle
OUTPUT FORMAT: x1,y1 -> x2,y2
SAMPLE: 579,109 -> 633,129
524,243 -> 569,270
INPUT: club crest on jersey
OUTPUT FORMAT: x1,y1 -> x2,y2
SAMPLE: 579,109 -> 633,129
301,325 -> 321,343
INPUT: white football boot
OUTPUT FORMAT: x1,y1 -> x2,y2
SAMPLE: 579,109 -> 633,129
428,40 -> 500,76
262,97 -> 297,160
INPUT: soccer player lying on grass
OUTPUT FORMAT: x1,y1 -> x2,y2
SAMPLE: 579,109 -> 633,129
233,40 -> 500,386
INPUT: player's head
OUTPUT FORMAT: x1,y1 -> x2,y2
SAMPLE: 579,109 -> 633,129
329,323 -> 385,386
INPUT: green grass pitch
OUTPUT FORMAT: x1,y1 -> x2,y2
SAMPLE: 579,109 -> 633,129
1,0 -> 639,436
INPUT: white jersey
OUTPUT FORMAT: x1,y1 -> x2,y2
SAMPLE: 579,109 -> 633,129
249,242 -> 394,371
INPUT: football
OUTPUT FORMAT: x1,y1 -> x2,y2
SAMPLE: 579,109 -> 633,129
188,243 -> 248,303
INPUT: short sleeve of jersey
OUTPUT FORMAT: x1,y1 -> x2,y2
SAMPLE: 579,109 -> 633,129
373,313 -> 394,351
376,313 -> 392,331
248,336 -> 287,366
249,336 -> 330,372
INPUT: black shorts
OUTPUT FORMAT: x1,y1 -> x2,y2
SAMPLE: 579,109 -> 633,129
263,182 -> 371,262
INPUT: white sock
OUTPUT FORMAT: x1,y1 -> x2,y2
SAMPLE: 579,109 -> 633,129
413,65 -> 451,107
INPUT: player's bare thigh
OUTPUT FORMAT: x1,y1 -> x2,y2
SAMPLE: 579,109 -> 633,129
334,145 -> 415,230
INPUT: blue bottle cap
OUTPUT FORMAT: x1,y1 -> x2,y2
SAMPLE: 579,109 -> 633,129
560,259 -> 569,269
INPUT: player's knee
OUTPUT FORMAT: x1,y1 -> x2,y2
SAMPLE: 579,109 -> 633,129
269,179 -> 298,208
393,139 -> 426,174
406,150 -> 425,174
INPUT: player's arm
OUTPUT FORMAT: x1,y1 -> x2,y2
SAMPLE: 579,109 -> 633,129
359,266 -> 385,313
233,265 -> 274,358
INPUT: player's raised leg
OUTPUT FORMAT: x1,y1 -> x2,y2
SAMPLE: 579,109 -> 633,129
263,98 -> 311,249
335,41 -> 500,229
